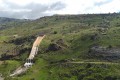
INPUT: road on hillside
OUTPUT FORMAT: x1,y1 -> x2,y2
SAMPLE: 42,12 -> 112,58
0,77 -> 4,80
10,35 -> 45,77
10,67 -> 27,77
67,61 -> 119,65
28,36 -> 45,59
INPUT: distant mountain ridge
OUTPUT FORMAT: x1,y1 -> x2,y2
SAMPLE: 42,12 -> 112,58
0,17 -> 29,30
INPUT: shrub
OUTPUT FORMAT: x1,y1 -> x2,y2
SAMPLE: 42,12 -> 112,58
53,31 -> 57,34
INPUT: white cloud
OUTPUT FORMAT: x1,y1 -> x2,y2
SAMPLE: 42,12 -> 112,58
6,0 -> 33,6
6,0 -> 62,5
81,0 -> 120,13
0,0 -> 120,19
54,0 -> 118,14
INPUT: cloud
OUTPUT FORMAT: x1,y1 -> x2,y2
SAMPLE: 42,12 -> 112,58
86,0 -> 120,13
0,0 -> 120,19
94,0 -> 113,6
0,0 -> 66,19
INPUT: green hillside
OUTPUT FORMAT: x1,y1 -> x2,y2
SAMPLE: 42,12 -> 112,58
0,13 -> 120,80
0,17 -> 29,30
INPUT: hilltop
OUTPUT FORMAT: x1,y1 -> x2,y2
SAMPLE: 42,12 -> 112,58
0,13 -> 120,80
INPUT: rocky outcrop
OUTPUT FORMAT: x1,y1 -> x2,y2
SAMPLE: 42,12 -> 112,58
46,39 -> 68,52
46,43 -> 62,52
9,35 -> 35,45
89,46 -> 120,60
56,39 -> 68,48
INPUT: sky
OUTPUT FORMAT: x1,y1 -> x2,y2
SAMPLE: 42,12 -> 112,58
0,0 -> 120,19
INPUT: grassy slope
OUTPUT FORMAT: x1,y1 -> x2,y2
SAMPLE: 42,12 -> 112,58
0,13 -> 120,80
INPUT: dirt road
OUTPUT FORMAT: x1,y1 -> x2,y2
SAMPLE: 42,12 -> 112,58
10,67 -> 27,77
28,35 -> 45,59
67,61 -> 119,65
10,35 -> 45,77
33,36 -> 45,47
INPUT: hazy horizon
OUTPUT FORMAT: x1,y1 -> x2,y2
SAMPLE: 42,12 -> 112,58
0,0 -> 120,19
